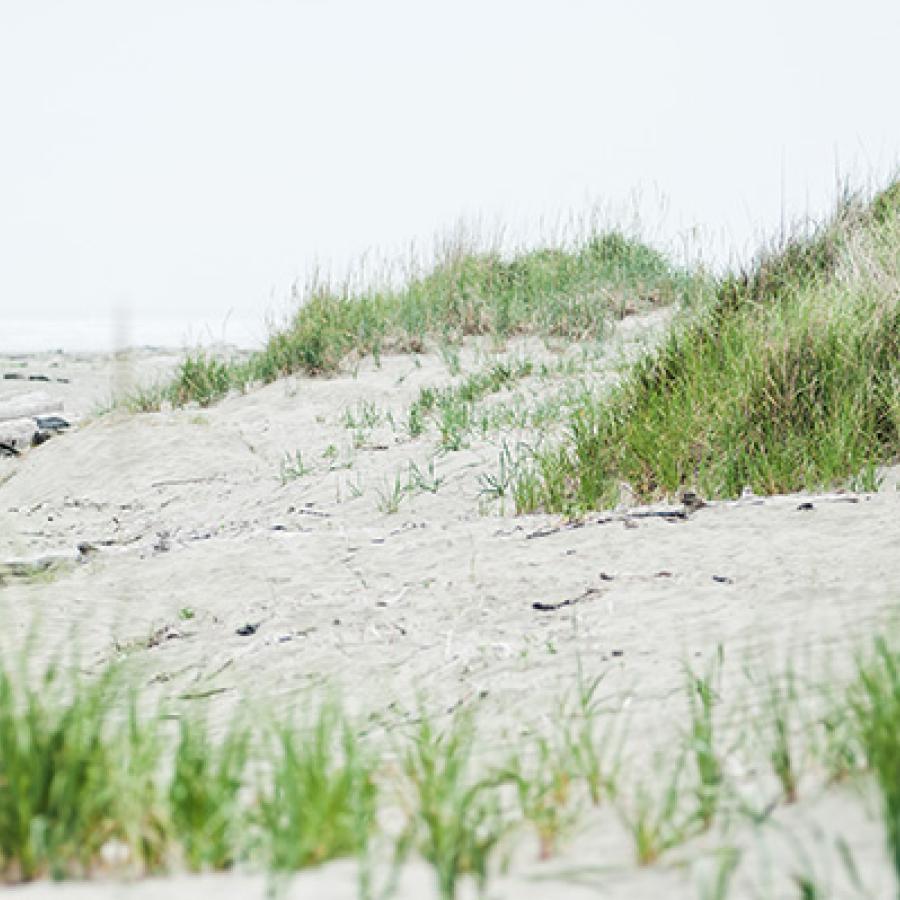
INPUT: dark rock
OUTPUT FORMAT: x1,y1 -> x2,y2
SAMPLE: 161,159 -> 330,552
34,415 -> 70,431
680,490 -> 707,512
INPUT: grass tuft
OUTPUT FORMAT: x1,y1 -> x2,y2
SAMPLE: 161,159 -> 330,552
401,710 -> 506,900
848,635 -> 900,888
618,758 -> 689,866
168,717 -> 250,871
0,660 -> 155,880
685,650 -> 725,830
256,702 -> 378,872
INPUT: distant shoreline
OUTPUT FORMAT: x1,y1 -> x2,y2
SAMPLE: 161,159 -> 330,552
2,317 -> 266,355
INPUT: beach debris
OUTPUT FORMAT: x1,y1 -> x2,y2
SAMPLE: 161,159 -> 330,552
151,475 -> 226,488
0,441 -> 19,457
146,624 -> 184,647
0,545 -> 90,581
527,519 -> 591,540
34,414 -> 70,432
0,392 -> 70,454
525,506 -> 694,540
579,508 -> 689,532
712,575 -> 734,584
287,503 -> 332,518
179,687 -> 230,700
0,417 -> 38,452
797,501 -> 815,511
680,490 -> 707,513
3,372 -> 70,384
236,622 -> 260,636
630,508 -> 688,521
532,586 -> 602,612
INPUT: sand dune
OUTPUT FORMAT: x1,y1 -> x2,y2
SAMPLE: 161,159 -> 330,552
1,314 -> 897,898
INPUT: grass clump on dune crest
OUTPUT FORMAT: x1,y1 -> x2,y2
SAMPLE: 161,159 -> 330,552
521,181 -> 900,512
152,229 -> 701,408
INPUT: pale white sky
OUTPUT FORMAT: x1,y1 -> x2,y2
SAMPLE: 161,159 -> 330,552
1,0 -> 898,350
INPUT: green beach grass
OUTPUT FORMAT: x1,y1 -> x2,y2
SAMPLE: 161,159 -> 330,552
2,632 -> 898,896
130,182 -> 899,520
519,182 -> 900,511
129,227 -> 704,412
44,182 -> 896,896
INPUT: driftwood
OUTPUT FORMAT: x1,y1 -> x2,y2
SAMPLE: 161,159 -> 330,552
532,586 -> 603,612
0,391 -> 67,453
0,417 -> 38,452
0,391 -> 64,423
0,548 -> 85,580
526,507 -> 687,540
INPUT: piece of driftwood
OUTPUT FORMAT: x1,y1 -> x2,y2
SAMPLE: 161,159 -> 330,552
0,392 -> 68,453
628,508 -> 688,521
0,417 -> 38,452
0,549 -> 85,580
525,506 -> 687,540
0,391 -> 64,424
532,586 -> 603,612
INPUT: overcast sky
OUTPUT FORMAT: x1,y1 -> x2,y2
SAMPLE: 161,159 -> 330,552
1,0 -> 898,350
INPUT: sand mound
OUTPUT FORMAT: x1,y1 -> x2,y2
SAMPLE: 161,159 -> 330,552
1,314 -> 897,898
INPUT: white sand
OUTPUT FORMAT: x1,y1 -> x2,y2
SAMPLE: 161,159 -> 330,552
1,316 -> 898,899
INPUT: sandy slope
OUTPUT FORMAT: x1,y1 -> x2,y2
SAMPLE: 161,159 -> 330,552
1,315 -> 898,899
